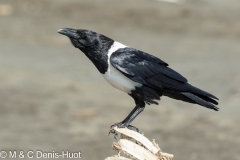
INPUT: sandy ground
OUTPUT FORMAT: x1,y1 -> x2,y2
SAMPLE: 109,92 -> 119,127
0,0 -> 240,159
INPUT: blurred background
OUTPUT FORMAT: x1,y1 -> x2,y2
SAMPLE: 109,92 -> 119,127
0,0 -> 239,159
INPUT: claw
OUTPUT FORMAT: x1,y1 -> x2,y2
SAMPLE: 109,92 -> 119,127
108,129 -> 118,140
111,122 -> 126,129
108,129 -> 115,135
127,125 -> 139,132
109,122 -> 140,139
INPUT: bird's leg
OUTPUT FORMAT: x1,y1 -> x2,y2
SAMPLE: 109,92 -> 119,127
121,105 -> 139,124
109,105 -> 140,139
110,105 -> 140,130
109,98 -> 145,137
122,105 -> 145,131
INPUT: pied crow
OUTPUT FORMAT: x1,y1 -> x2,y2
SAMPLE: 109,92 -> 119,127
58,28 -> 219,132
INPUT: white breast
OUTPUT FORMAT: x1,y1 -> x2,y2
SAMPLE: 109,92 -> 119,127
102,41 -> 142,93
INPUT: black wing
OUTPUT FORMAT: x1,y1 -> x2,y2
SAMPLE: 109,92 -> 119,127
110,47 -> 218,110
110,48 -> 188,92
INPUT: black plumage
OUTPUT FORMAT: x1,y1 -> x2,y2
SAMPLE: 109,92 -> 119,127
58,28 -> 219,132
111,47 -> 218,110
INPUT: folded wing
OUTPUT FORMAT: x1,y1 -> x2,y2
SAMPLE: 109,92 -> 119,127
110,47 -> 187,91
110,47 -> 218,110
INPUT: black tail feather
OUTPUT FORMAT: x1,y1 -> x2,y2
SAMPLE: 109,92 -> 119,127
188,84 -> 219,100
196,94 -> 218,105
181,92 -> 219,111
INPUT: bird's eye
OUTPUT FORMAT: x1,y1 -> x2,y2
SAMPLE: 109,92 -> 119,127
80,33 -> 86,39
77,31 -> 86,39
94,40 -> 99,46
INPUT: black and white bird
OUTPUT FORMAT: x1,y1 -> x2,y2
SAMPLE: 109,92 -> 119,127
58,28 -> 219,131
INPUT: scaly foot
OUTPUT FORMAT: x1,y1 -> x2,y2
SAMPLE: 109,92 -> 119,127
108,122 -> 139,139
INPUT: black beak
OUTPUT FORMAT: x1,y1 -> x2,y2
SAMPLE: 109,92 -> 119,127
58,28 -> 79,39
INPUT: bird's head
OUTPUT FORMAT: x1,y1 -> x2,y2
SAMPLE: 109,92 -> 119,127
58,28 -> 113,51
58,28 -> 96,48
58,28 -> 114,73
